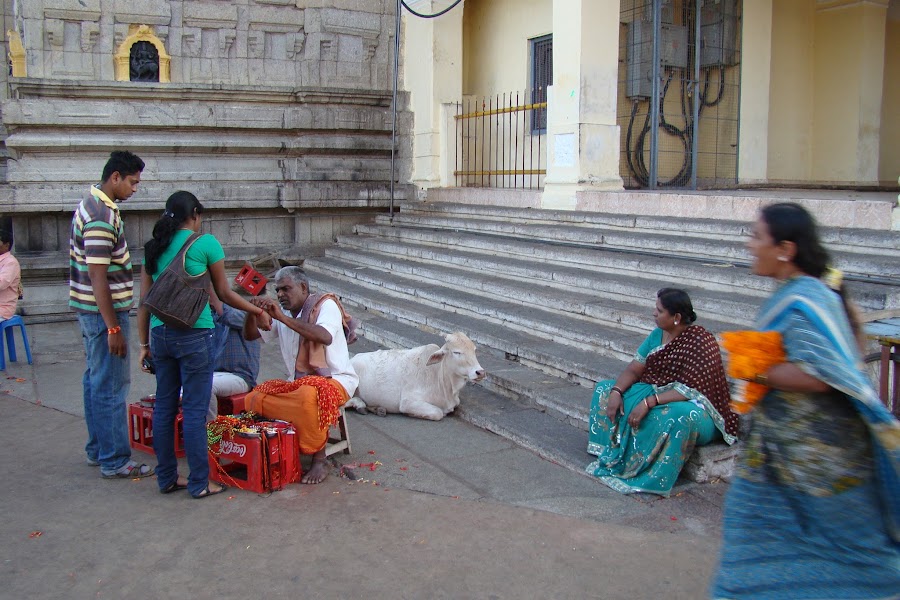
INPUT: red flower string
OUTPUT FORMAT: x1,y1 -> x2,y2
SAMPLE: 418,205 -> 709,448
253,376 -> 344,431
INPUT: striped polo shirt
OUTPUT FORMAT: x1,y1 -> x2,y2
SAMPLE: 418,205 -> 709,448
69,186 -> 134,312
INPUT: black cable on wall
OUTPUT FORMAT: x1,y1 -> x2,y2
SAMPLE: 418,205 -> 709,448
401,0 -> 465,19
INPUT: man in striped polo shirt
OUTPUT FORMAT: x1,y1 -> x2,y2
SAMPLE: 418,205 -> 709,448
70,150 -> 154,479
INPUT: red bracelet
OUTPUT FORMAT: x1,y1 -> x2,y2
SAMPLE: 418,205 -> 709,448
107,325 -> 121,335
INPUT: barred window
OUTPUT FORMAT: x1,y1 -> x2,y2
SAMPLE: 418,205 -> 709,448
531,34 -> 552,133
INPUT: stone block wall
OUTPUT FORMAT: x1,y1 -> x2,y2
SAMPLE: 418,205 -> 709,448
13,0 -> 395,89
0,0 -> 412,318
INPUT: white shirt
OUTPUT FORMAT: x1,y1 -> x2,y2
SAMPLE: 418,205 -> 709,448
259,300 -> 358,397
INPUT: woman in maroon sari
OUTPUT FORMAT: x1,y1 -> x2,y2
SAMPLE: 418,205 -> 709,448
587,288 -> 739,495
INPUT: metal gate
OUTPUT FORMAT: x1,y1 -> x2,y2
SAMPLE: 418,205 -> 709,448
618,0 -> 742,189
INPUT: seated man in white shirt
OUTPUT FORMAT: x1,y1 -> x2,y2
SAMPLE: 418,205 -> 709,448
243,266 -> 358,484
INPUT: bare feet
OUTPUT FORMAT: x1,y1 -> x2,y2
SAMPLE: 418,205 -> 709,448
302,459 -> 330,484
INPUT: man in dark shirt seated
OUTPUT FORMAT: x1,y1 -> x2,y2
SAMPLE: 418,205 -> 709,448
208,293 -> 261,421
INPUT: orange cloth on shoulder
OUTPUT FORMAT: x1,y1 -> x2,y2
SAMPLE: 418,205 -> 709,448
245,377 -> 349,455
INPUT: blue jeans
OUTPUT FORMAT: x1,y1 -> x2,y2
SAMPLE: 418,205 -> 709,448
151,325 -> 215,496
78,311 -> 132,474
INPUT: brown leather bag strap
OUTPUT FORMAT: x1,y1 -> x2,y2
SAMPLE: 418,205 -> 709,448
161,232 -> 210,289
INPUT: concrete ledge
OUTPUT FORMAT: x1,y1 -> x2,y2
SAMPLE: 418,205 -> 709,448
419,187 -> 895,231
424,187 -> 542,209
577,190 -> 896,231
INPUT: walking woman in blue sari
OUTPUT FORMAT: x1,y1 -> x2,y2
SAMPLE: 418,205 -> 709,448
711,203 -> 900,599
587,288 -> 740,496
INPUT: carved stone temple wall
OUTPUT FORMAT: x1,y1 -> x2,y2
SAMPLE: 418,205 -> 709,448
0,0 -> 411,317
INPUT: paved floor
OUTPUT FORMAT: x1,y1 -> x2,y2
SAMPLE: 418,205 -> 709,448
0,319 -> 725,599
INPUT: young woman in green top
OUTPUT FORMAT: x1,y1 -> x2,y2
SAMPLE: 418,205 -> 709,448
137,191 -> 272,499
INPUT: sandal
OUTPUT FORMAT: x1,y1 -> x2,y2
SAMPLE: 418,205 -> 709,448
160,479 -> 189,494
192,483 -> 228,499
101,461 -> 155,479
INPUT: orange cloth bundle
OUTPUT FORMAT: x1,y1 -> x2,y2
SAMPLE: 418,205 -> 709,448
720,330 -> 785,414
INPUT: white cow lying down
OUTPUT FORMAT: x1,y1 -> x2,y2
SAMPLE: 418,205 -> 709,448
346,332 -> 485,421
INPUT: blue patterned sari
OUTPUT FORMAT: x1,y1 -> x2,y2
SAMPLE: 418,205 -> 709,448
711,276 -> 900,599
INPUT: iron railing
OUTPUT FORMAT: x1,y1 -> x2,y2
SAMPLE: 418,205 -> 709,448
454,91 -> 547,189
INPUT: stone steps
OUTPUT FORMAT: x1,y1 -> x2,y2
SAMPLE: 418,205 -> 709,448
379,212 -> 900,282
312,199 -> 900,487
397,201 -> 900,257
304,268 -> 634,387
352,223 -> 898,312
320,241 -> 755,331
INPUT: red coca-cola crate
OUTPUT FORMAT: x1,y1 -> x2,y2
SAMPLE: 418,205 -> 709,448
128,398 -> 185,458
234,265 -> 268,296
216,392 -> 248,416
208,420 -> 300,493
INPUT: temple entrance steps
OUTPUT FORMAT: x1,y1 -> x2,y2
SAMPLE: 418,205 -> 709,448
302,200 -> 900,484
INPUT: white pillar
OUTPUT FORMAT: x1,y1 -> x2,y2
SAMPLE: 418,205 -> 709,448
542,0 -> 624,210
737,0 -> 773,185
402,1 -> 464,190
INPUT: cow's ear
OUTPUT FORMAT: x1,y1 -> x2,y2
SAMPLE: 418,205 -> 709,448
426,349 -> 445,365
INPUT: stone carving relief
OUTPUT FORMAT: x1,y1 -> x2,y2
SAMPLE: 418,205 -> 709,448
43,16 -> 102,78
182,28 -> 201,57
317,8 -> 384,88
220,30 -> 237,56
114,25 -> 171,82
364,38 -> 378,61
45,19 -> 64,48
320,35 -> 337,61
81,22 -> 100,52
248,30 -> 265,59
287,32 -> 305,59
130,41 -> 159,81
248,29 -> 305,60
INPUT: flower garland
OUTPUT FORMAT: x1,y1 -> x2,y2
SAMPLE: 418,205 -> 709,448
207,413 -> 258,449
720,330 -> 785,414
253,376 -> 344,431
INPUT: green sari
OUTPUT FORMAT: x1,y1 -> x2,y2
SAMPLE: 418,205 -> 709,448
586,326 -> 738,496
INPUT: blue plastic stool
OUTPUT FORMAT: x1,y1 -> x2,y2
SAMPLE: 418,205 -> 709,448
0,315 -> 33,370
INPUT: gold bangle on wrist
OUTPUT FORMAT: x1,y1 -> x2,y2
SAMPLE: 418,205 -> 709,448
642,398 -> 651,411
653,393 -> 661,407
753,373 -> 769,386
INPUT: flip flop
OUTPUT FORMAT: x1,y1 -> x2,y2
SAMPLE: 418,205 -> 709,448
160,480 -> 188,494
192,483 -> 228,499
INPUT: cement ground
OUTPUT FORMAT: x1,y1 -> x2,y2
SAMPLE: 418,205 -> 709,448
0,319 -> 725,599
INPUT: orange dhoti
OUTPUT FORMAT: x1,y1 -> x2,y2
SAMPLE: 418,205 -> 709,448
244,376 -> 349,455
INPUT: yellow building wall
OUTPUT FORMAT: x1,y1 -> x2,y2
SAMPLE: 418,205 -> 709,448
462,0 -> 553,97
459,0 -> 553,189
767,0 -> 815,182
812,4 -> 867,182
880,5 -> 900,184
